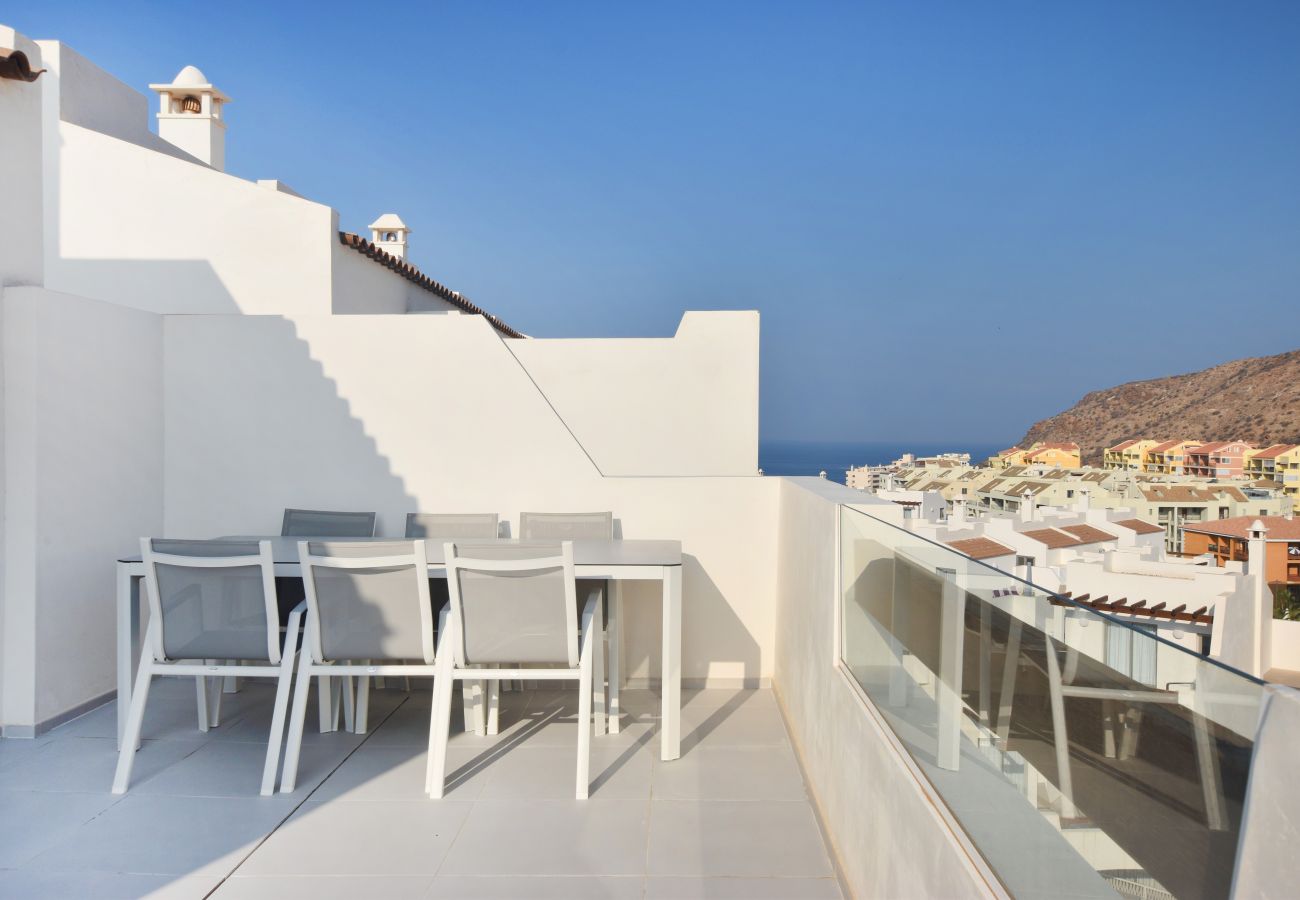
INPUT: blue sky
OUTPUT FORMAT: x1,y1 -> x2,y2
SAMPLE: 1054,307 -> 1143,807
13,2 -> 1299,444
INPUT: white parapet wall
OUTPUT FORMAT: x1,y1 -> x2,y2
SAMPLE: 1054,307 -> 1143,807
773,477 -> 995,899
1,286 -> 164,733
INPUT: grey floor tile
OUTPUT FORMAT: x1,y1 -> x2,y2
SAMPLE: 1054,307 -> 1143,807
0,734 -> 56,772
647,800 -> 833,878
0,736 -> 202,793
236,799 -> 471,876
0,870 -> 222,899
652,745 -> 807,801
213,874 -> 434,899
313,744 -> 492,801
477,744 -> 653,801
56,695 -> 219,744
26,793 -> 294,875
644,876 -> 842,899
679,700 -> 790,752
0,789 -> 119,868
134,736 -> 359,799
438,800 -> 649,877
427,875 -> 645,899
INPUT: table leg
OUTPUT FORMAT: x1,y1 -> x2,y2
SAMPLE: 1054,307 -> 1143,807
116,567 -> 141,749
608,581 -> 622,735
661,566 -> 681,761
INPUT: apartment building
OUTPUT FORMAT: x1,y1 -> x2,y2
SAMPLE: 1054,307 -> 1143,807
1143,439 -> 1203,475
1185,440 -> 1255,478
1246,444 -> 1298,483
992,441 -> 1081,469
1278,446 -> 1300,513
1103,438 -> 1159,470
1184,516 -> 1300,587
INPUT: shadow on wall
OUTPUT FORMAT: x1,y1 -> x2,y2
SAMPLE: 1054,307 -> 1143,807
163,314 -> 418,536
620,554 -> 761,689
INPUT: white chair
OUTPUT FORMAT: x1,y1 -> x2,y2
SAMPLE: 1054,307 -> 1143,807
429,541 -> 601,799
280,539 -> 439,793
280,507 -> 378,731
114,539 -> 303,796
403,514 -> 503,729
519,512 -> 615,734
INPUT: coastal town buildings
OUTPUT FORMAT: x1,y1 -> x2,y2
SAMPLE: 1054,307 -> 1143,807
991,441 -> 1081,469
1103,438 -> 1158,470
1183,516 -> 1300,589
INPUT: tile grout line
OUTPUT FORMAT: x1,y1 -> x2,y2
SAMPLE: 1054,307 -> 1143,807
201,692 -> 413,899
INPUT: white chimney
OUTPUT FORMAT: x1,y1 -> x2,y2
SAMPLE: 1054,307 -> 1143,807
1247,520 -> 1270,676
1020,490 -> 1036,523
369,214 -> 410,260
149,66 -> 229,170
952,499 -> 967,525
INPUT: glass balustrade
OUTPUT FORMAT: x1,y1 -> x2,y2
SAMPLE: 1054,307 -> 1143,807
840,506 -> 1264,900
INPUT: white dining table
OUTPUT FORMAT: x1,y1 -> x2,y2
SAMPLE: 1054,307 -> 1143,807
115,536 -> 684,760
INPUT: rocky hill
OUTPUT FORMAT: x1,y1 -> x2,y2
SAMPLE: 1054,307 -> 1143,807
1018,349 -> 1300,466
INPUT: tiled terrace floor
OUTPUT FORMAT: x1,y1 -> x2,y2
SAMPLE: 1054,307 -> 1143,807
0,680 -> 841,899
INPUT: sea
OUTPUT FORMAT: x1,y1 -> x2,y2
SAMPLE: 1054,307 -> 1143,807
759,440 -> 1004,484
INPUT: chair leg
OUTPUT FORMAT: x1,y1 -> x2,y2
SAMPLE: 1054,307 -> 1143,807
281,652 -> 318,794
593,599 -> 606,737
195,672 -> 210,733
428,673 -> 455,799
463,680 -> 484,735
342,675 -> 356,732
261,645 -> 298,796
487,675 -> 500,736
356,665 -> 371,734
207,670 -> 224,727
608,581 -> 621,733
318,675 -> 335,733
113,654 -> 156,794
576,606 -> 595,800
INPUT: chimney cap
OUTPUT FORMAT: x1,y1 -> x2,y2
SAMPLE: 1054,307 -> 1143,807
173,64 -> 209,86
1250,519 -> 1268,535
149,65 -> 230,101
369,213 -> 410,232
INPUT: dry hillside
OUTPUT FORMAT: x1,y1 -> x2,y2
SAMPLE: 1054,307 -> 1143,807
1019,349 -> 1300,466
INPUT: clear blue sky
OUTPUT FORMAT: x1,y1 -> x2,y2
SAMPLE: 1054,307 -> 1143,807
13,2 -> 1300,444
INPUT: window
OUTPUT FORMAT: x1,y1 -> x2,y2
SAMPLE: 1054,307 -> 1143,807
1016,555 -> 1036,568
1219,507 -> 1229,519
1106,622 -> 1158,686
1066,490 -> 1075,498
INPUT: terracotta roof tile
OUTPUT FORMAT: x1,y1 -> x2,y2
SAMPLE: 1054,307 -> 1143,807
338,232 -> 523,338
945,537 -> 1015,560
1115,518 -> 1164,535
1059,524 -> 1118,545
1022,528 -> 1085,549
1183,516 -> 1300,541
1252,444 -> 1298,460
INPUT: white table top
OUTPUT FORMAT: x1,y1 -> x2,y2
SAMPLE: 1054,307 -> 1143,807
120,536 -> 682,567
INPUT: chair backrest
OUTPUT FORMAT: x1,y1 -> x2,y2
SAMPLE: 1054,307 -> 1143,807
518,511 -> 613,540
281,508 -> 377,537
445,541 -> 578,667
405,513 -> 500,540
298,540 -> 434,664
141,538 -> 279,663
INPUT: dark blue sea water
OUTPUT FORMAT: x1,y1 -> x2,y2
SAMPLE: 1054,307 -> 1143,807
759,440 -> 1003,484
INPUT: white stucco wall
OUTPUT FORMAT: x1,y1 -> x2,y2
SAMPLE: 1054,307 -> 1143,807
773,477 -> 993,899
0,28 -> 44,287
1,287 -> 163,732
330,241 -> 462,315
510,311 -> 760,476
47,121 -> 336,315
162,311 -> 778,686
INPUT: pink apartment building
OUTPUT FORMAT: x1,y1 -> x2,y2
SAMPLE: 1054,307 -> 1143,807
1184,440 -> 1254,478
